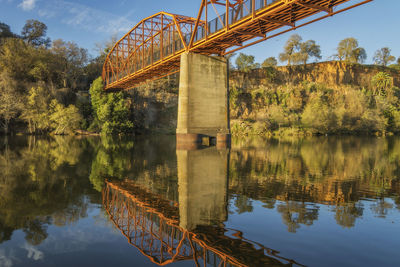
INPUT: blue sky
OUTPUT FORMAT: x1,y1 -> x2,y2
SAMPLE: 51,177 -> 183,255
0,0 -> 398,64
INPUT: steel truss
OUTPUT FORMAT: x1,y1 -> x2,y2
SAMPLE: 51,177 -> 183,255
103,0 -> 372,90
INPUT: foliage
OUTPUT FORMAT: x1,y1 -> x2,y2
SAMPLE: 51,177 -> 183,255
0,73 -> 23,133
89,77 -> 134,135
50,100 -> 83,135
231,70 -> 400,136
19,85 -> 83,134
0,22 -> 16,39
262,57 -> 277,68
21,85 -> 52,133
51,39 -> 89,90
279,34 -> 321,65
21,19 -> 51,48
334,38 -> 367,63
0,21 -> 98,134
299,40 -> 322,65
373,47 -> 396,66
235,53 -> 259,72
371,72 -> 393,95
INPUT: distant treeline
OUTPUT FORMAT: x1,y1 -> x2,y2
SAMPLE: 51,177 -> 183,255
233,34 -> 400,71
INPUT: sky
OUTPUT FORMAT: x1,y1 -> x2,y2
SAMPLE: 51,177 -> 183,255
0,0 -> 399,64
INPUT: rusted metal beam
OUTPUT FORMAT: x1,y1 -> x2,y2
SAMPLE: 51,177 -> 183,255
259,17 -> 294,27
296,0 -> 333,13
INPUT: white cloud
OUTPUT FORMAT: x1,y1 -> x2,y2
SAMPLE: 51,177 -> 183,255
0,249 -> 14,267
18,0 -> 36,11
37,0 -> 135,35
22,243 -> 44,261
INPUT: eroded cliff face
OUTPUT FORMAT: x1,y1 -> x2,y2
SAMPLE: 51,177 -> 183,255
130,62 -> 400,134
230,61 -> 400,90
129,75 -> 179,134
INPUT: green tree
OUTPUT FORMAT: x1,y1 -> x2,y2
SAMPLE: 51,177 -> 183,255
51,39 -> 88,89
279,34 -> 302,66
0,22 -> 16,39
0,73 -> 23,133
301,92 -> 337,133
0,38 -> 33,80
235,53 -> 258,72
371,72 -> 393,96
279,34 -> 321,65
335,38 -> 367,63
49,100 -> 83,135
373,47 -> 396,66
21,20 -> 51,48
262,57 -> 277,68
89,77 -> 134,135
21,85 -> 52,133
299,40 -> 321,65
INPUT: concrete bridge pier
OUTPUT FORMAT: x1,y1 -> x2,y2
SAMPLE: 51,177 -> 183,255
176,52 -> 230,149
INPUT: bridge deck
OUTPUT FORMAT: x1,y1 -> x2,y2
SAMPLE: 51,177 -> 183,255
102,0 -> 372,91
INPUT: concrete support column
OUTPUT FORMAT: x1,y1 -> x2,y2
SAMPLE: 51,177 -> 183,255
176,52 -> 230,148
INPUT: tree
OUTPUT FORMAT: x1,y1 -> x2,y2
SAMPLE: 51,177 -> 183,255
279,34 -> 321,65
21,20 -> 51,48
0,38 -> 32,80
299,40 -> 321,65
20,85 -> 52,133
235,53 -> 258,72
373,47 -> 395,66
262,57 -> 278,68
0,73 -> 23,133
51,39 -> 89,89
89,77 -> 134,135
398,57 -> 400,65
371,72 -> 393,95
49,100 -> 82,134
335,38 -> 367,63
0,22 -> 15,39
279,34 -> 302,66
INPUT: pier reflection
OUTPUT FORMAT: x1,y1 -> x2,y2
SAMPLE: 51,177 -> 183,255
103,147 -> 303,267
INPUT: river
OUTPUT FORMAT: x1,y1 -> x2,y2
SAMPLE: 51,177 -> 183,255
0,136 -> 399,266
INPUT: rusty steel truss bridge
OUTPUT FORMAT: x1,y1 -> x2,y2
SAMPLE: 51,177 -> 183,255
102,0 -> 372,91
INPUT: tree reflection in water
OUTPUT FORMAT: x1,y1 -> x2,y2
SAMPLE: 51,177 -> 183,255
0,135 -> 399,266
229,136 -> 400,229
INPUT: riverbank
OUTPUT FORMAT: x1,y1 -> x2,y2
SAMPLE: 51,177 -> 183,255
128,61 -> 400,137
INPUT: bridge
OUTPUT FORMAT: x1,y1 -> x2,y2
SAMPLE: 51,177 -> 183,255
102,0 -> 371,146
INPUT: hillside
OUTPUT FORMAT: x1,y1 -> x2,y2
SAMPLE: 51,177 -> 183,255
129,61 -> 400,136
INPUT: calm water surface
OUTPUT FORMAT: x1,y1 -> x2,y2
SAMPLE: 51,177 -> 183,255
0,136 -> 399,267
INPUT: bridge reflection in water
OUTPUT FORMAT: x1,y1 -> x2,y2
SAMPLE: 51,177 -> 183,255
103,147 -> 304,267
